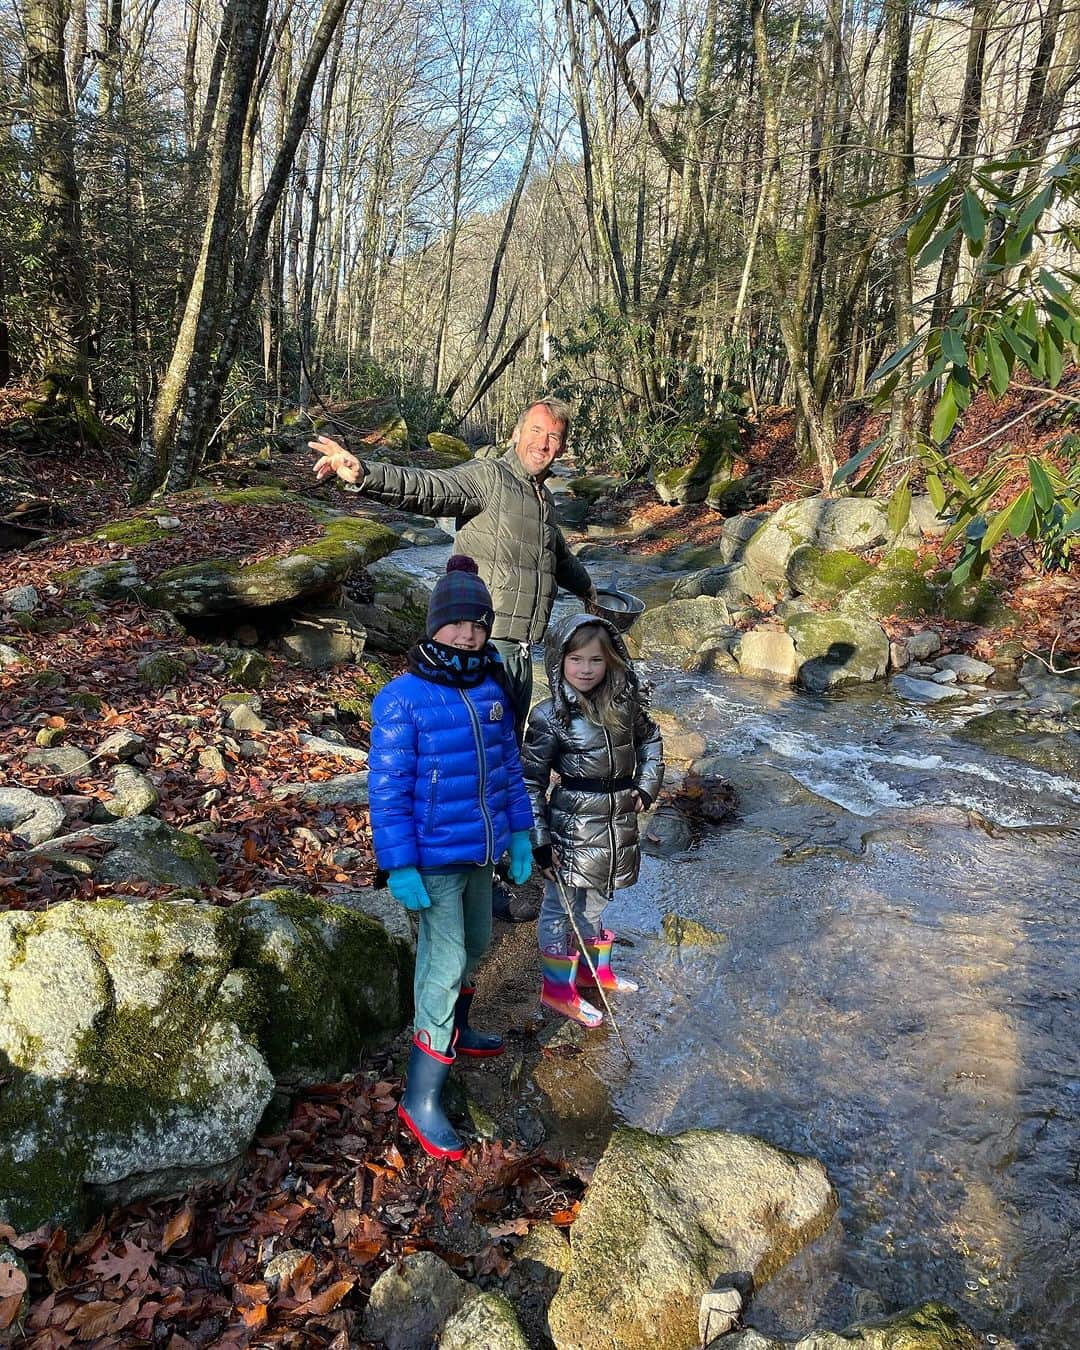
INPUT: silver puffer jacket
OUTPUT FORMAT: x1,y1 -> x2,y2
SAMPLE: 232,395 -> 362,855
522,612 -> 664,894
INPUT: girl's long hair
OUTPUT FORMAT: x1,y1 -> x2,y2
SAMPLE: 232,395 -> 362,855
564,622 -> 629,728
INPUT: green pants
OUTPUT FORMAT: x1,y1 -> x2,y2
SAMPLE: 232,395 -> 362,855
491,638 -> 533,744
414,865 -> 494,1050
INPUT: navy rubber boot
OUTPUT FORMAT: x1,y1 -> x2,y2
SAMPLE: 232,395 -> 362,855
398,1032 -> 465,1160
453,986 -> 505,1058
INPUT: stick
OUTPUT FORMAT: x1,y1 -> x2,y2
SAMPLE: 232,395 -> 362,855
550,871 -> 633,1063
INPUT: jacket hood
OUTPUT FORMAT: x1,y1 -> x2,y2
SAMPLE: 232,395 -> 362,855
542,610 -> 641,724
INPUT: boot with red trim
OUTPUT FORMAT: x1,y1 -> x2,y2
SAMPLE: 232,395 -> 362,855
576,930 -> 639,994
540,948 -> 603,1027
453,985 -> 505,1057
398,1031 -> 465,1160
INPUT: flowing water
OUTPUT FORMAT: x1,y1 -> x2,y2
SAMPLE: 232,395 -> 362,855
385,540 -> 1080,1347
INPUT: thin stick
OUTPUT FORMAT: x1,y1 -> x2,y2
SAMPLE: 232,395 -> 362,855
550,871 -> 633,1063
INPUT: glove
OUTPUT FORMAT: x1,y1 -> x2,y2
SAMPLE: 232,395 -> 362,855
507,831 -> 533,885
532,843 -> 553,872
387,867 -> 431,911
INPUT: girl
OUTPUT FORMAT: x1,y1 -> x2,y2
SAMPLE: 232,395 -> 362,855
522,612 -> 664,1026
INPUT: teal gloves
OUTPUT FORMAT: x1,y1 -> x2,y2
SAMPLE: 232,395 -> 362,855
388,867 -> 431,910
507,830 -> 533,885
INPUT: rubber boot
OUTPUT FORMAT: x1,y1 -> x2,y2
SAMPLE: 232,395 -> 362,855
540,948 -> 603,1028
576,930 -> 639,994
398,1031 -> 465,1160
453,985 -> 504,1057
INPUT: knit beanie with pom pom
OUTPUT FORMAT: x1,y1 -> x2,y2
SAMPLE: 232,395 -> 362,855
426,555 -> 495,638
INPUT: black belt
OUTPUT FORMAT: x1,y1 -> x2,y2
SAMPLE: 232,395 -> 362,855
559,775 -> 635,793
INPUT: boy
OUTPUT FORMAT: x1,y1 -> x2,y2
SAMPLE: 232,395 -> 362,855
369,556 -> 534,1159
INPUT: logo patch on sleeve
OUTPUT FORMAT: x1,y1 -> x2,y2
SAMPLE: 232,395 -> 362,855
489,701 -> 504,722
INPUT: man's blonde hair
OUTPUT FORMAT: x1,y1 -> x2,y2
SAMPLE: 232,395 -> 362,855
513,397 -> 573,442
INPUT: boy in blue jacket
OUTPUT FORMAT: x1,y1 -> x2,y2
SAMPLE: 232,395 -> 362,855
369,555 -> 534,1160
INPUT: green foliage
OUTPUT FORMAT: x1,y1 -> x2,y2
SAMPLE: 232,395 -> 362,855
548,306 -> 748,476
837,151 -> 1080,577
320,354 -> 452,444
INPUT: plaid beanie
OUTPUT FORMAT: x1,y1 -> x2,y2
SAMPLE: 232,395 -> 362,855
426,555 -> 495,638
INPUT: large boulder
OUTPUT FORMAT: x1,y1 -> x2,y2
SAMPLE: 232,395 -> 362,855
721,1301 -> 983,1349
234,889 -> 411,1085
706,474 -> 768,514
732,629 -> 800,684
280,603 -> 366,668
719,511 -> 773,564
784,612 -> 890,692
0,899 -> 273,1228
352,559 -> 432,654
627,598 -> 734,661
20,815 -> 218,887
838,550 -> 939,621
744,497 -> 899,587
671,561 -> 763,606
785,546 -> 872,602
654,421 -> 741,505
547,1127 -> 837,1350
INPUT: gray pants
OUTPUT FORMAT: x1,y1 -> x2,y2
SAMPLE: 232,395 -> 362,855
491,638 -> 533,744
538,878 -> 607,953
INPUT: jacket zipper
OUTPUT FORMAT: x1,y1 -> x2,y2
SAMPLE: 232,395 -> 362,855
426,767 -> 438,829
603,725 -> 616,893
529,478 -> 546,640
460,689 -> 495,862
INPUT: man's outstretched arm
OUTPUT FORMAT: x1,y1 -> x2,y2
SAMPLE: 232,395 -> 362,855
310,434 -> 488,517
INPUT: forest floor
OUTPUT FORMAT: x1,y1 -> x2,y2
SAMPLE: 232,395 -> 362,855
0,388 -> 1076,1346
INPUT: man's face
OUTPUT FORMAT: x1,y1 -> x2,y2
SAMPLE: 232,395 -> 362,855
512,404 -> 566,478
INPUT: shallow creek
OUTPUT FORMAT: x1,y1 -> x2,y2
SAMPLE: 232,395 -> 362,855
386,541 -> 1080,1348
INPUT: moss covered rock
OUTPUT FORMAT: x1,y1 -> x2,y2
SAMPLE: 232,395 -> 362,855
548,1126 -> 836,1350
838,550 -> 939,621
744,497 -> 901,587
705,474 -> 768,514
225,650 -> 272,689
939,579 -> 1018,627
953,709 -> 1080,774
21,816 -> 218,887
566,474 -> 622,502
353,561 -> 433,654
0,899 -> 273,1229
234,889 -> 411,1086
654,420 -> 741,505
786,546 -> 873,601
785,611 -> 890,692
627,598 -> 734,661
426,432 -> 471,462
440,1291 -> 530,1350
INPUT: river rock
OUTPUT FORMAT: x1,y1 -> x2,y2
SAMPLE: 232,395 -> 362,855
906,630 -> 942,660
97,729 -> 147,760
1017,656 -> 1080,712
270,771 -> 369,806
641,805 -> 694,856
890,674 -> 968,703
281,603 -> 366,668
719,511 -> 772,563
353,560 -> 433,654
0,643 -> 24,666
441,1291 -> 529,1350
224,650 -> 272,689
706,474 -> 768,514
137,651 -> 188,688
0,787 -> 65,845
21,815 -> 218,886
685,639 -> 740,675
24,745 -> 92,778
671,561 -> 763,605
785,612 -> 889,691
2,585 -> 39,613
547,1126 -> 837,1350
234,888 -> 409,1085
661,914 -> 726,946
888,640 -> 910,671
0,899 -> 274,1228
953,708 -> 1080,774
627,597 -> 734,660
503,1223 -> 570,1347
331,886 -> 415,952
733,628 -> 800,683
363,1251 -> 469,1350
300,733 -> 367,763
720,1300 -> 984,1349
933,654 -> 995,683
654,423 -> 740,504
838,549 -> 938,621
101,764 -> 159,818
226,702 -> 268,733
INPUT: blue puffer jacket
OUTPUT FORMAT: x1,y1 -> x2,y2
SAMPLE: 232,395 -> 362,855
369,669 -> 534,872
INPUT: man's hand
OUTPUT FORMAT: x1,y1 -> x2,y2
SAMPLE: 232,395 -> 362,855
583,582 -> 602,617
310,434 -> 363,485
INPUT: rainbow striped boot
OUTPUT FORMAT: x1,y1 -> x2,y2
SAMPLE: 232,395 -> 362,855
576,931 -> 639,994
541,948 -> 603,1028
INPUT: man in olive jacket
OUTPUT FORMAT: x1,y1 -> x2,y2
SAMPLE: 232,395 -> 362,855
310,397 -> 598,728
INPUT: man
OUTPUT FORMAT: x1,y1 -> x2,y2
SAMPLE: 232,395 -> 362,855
310,396 -> 597,727
311,397 -> 598,921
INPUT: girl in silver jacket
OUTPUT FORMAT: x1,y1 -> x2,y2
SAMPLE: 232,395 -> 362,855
522,612 -> 664,1027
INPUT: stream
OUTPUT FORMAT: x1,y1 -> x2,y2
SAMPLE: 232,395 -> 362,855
380,537 -> 1080,1349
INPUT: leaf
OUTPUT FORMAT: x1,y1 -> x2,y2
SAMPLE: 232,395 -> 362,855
931,383 -> 959,444
1029,458 -> 1055,511
926,473 -> 947,512
940,327 -> 967,366
239,1304 -> 269,1330
831,433 -> 887,489
0,1264 -> 26,1298
289,1278 -> 355,1318
985,333 -> 1010,396
867,335 -> 922,385
907,190 -> 950,256
981,501 -> 1015,553
161,1204 -> 193,1254
0,1294 -> 23,1331
887,476 -> 912,535
87,1241 -> 155,1286
960,189 -> 985,247
65,1299 -> 119,1338
1041,328 -> 1064,387
1008,488 -> 1035,537
1041,268 -> 1073,302
917,222 -> 959,269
